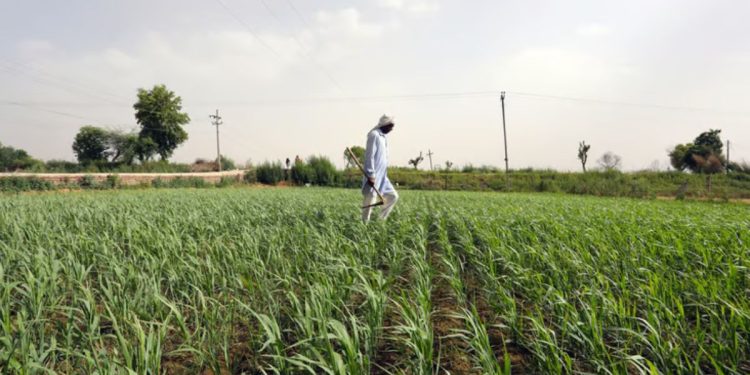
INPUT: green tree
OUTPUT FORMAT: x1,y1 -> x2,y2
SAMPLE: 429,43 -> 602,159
578,141 -> 591,172
669,129 -> 725,194
0,142 -> 40,171
134,137 -> 158,163
107,131 -> 140,165
344,146 -> 365,168
669,143 -> 691,171
72,126 -> 110,164
134,84 -> 190,160
669,129 -> 725,173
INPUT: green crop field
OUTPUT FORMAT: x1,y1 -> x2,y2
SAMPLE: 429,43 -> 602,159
1,188 -> 749,374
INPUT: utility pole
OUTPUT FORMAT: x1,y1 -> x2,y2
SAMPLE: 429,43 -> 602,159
726,140 -> 730,172
501,91 -> 509,174
209,109 -> 223,172
426,149 -> 434,171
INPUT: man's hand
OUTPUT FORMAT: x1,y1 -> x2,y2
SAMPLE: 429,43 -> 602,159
367,177 -> 376,187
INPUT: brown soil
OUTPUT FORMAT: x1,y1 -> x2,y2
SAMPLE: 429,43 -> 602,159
431,289 -> 477,374
467,278 -> 531,373
428,245 -> 479,375
161,321 -> 263,374
460,230 -> 533,373
372,255 -> 417,375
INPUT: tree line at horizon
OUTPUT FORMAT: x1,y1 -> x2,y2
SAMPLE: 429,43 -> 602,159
2,85 -> 749,175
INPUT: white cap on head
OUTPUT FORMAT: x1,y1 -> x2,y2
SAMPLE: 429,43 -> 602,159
377,114 -> 394,128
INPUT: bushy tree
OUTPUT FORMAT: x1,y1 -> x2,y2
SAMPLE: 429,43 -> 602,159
344,146 -> 365,168
135,137 -> 158,163
72,127 -> 147,165
0,142 -> 41,171
72,126 -> 110,164
669,129 -> 725,173
669,144 -> 691,171
134,84 -> 190,160
108,131 -> 139,165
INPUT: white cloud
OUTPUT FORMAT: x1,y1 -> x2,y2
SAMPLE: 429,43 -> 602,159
16,39 -> 55,59
498,47 -> 632,94
576,23 -> 612,38
378,0 -> 440,14
315,8 -> 384,38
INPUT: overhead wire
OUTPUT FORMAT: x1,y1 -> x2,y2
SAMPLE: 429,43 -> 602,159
3,101 -> 91,121
507,91 -> 750,116
3,89 -> 749,115
213,0 -> 283,59
257,0 -> 344,91
0,59 -> 129,106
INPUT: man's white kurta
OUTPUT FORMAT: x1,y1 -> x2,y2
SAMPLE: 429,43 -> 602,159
361,128 -> 396,195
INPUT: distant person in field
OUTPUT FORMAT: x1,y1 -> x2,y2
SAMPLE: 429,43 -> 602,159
362,114 -> 398,222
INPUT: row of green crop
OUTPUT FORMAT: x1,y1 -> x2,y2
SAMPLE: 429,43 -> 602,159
4,167 -> 750,201
0,189 -> 428,373
434,193 -> 750,373
0,175 -> 240,192
1,189 -> 749,373
386,169 -> 750,199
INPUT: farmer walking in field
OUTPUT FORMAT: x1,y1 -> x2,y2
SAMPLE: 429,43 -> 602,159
362,114 -> 398,222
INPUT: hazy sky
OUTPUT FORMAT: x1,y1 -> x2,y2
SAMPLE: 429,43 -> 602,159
1,0 -> 748,171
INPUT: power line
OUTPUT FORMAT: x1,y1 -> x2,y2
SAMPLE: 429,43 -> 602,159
0,59 -> 128,106
213,0 -> 283,59
4,89 -> 750,116
189,91 -> 500,106
2,101 -> 92,121
284,0 -> 313,30
0,58 -> 126,101
257,0 -> 344,91
507,91 -> 750,116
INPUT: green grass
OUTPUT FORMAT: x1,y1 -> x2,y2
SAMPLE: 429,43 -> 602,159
1,188 -> 748,374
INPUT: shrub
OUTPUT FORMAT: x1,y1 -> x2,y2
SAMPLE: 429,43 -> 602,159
628,177 -> 650,198
537,178 -> 560,193
307,156 -> 340,186
44,160 -> 79,172
217,176 -> 237,188
243,169 -> 257,184
291,162 -> 314,185
256,162 -> 284,185
79,175 -> 97,189
106,174 -> 120,189
0,177 -> 53,192
220,156 -> 236,171
152,177 -> 165,188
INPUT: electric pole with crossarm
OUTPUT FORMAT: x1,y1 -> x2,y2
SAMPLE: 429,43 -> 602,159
501,91 -> 509,174
210,109 -> 223,172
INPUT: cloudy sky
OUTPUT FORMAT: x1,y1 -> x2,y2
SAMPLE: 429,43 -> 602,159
1,0 -> 748,170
